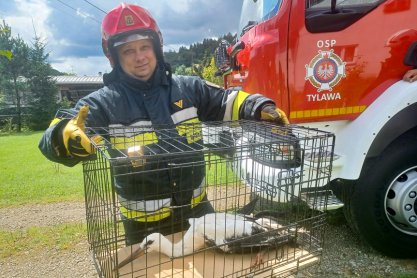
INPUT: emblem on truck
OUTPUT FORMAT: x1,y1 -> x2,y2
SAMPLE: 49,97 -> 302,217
305,50 -> 346,92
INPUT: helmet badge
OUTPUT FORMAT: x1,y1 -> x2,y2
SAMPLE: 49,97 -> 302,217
124,15 -> 134,26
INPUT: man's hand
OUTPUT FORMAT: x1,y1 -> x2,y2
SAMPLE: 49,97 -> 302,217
260,104 -> 289,125
62,105 -> 94,158
403,69 -> 417,83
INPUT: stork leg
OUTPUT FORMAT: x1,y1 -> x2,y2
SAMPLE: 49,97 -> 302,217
250,251 -> 264,271
114,245 -> 146,271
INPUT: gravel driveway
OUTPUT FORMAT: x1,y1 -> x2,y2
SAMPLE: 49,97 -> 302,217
0,203 -> 416,278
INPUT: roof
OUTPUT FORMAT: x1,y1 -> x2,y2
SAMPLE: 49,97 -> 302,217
52,75 -> 103,85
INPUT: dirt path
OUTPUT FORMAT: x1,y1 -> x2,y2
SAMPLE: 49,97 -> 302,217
0,202 -> 86,230
0,202 -> 97,278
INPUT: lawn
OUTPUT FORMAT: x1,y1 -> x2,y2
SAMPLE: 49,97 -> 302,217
0,132 -> 236,208
0,222 -> 87,258
0,132 -> 85,208
0,131 -> 238,259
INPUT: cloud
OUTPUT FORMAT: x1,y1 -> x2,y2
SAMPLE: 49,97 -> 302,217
51,55 -> 111,76
155,0 -> 241,45
47,1 -> 101,58
3,0 -> 52,42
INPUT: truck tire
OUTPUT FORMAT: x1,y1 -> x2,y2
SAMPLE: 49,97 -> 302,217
341,186 -> 360,234
352,135 -> 417,258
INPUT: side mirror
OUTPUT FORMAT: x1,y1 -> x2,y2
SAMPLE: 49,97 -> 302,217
214,40 -> 231,77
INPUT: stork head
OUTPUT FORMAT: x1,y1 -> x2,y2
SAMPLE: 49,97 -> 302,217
139,233 -> 164,254
115,233 -> 165,271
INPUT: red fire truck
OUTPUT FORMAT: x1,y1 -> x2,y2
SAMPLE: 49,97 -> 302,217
215,0 -> 417,258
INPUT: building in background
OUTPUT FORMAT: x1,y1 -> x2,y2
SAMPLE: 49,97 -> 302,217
53,75 -> 103,104
0,75 -> 103,120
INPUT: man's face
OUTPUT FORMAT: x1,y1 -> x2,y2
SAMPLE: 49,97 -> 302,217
116,39 -> 157,81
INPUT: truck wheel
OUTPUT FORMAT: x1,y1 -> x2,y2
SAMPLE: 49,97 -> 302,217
352,135 -> 417,258
341,186 -> 360,234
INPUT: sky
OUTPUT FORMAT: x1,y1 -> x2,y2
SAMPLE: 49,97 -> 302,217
0,0 -> 242,76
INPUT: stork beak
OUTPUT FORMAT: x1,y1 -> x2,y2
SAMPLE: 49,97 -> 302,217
114,245 -> 147,271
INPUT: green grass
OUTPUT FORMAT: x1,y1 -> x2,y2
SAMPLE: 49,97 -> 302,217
394,274 -> 417,278
205,153 -> 239,186
0,132 -> 88,258
0,132 -> 239,208
363,274 -> 417,278
0,223 -> 87,258
0,132 -> 84,208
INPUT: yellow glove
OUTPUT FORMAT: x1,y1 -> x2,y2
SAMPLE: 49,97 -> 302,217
260,104 -> 289,125
62,105 -> 94,158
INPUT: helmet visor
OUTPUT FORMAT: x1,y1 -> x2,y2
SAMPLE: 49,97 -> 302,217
113,33 -> 152,47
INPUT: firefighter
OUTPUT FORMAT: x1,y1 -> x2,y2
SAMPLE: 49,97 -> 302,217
38,3 -> 289,245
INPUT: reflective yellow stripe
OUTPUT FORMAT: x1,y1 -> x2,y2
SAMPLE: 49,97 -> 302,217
176,118 -> 202,144
232,90 -> 250,121
118,196 -> 171,212
190,188 -> 206,209
109,122 -> 153,137
290,105 -> 367,119
120,188 -> 207,221
119,206 -> 172,222
49,118 -> 61,127
110,132 -> 158,149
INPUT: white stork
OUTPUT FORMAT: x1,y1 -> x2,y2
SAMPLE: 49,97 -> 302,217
115,212 -> 290,270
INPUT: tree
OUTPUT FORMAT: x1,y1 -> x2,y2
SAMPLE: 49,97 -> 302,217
0,49 -> 12,61
202,57 -> 223,86
175,64 -> 195,76
26,36 -> 58,130
164,33 -> 236,71
0,20 -> 30,132
0,24 -> 12,61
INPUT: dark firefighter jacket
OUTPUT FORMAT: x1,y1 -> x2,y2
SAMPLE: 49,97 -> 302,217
39,66 -> 274,221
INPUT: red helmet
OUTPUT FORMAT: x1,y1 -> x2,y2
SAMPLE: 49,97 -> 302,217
101,3 -> 163,67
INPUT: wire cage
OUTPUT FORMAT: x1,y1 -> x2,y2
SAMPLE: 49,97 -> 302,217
82,120 -> 335,278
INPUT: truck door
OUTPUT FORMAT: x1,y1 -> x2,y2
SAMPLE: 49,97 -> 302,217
287,0 -> 417,124
226,0 -> 291,112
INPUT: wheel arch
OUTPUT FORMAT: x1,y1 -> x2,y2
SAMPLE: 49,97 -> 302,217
301,81 -> 417,181
367,102 -> 417,158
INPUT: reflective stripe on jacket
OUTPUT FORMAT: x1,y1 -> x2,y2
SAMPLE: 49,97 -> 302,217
118,181 -> 206,222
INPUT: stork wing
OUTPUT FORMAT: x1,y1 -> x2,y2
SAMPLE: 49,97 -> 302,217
223,229 -> 292,253
236,195 -> 259,215
253,210 -> 287,221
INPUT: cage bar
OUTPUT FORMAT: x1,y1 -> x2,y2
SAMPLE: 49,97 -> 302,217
82,120 -> 334,277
